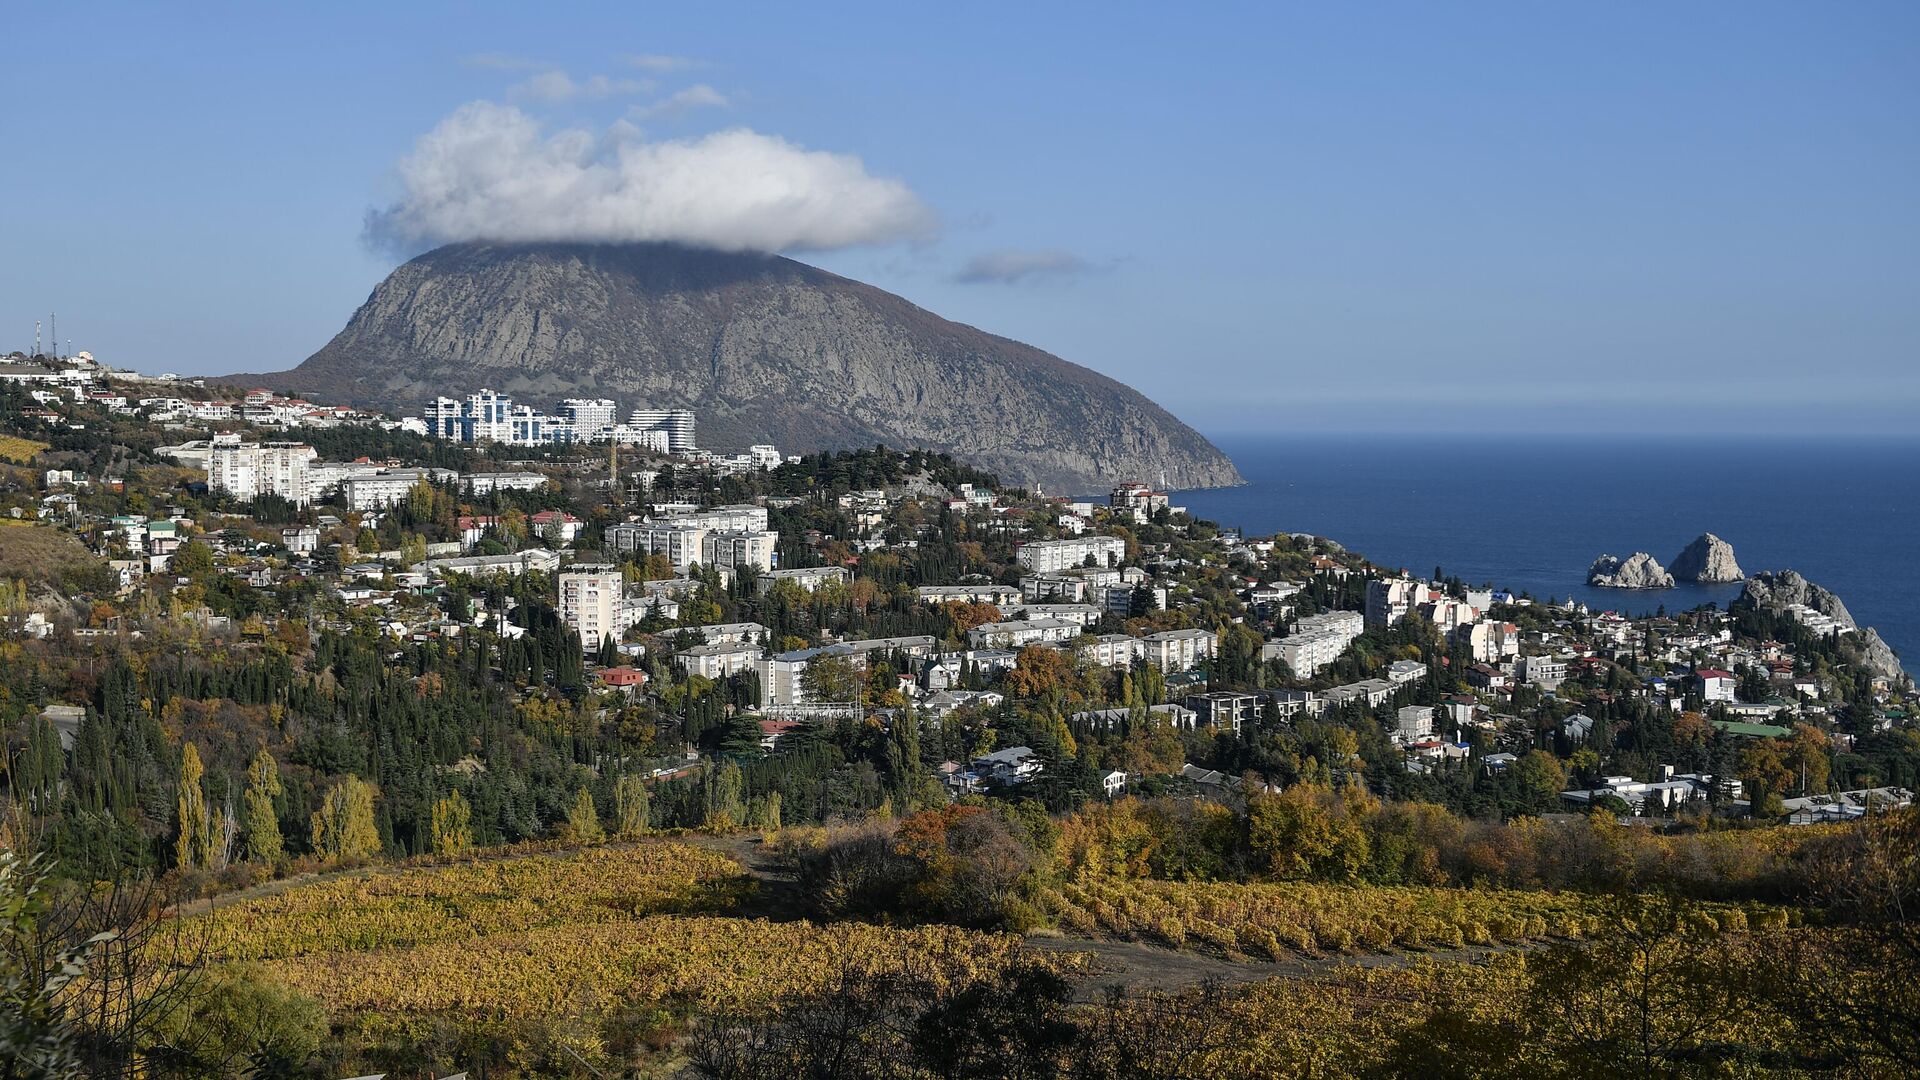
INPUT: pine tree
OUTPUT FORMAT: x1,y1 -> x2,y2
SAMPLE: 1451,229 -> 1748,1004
430,789 -> 474,856
242,750 -> 284,863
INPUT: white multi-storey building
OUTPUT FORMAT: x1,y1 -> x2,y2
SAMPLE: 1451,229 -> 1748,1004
675,641 -> 763,680
341,467 -> 441,510
607,522 -> 707,572
557,399 -> 619,441
205,434 -> 319,506
628,408 -> 696,453
558,564 -> 625,652
702,529 -> 780,575
1265,610 -> 1364,677
1141,628 -> 1214,673
1015,536 -> 1126,574
1366,577 -> 1425,629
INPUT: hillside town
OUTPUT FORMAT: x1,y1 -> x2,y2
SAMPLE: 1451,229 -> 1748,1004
3,358 -> 1912,833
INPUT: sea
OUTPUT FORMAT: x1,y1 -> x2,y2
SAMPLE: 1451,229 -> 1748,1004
1172,434 -> 1920,664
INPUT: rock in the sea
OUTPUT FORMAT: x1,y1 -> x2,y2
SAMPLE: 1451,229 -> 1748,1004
1588,552 -> 1675,589
1670,533 -> 1744,583
1739,570 -> 1854,629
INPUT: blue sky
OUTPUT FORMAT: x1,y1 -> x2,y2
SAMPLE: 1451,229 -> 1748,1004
2,1 -> 1915,435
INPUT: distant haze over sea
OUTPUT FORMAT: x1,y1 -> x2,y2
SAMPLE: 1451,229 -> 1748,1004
1174,434 -> 1920,664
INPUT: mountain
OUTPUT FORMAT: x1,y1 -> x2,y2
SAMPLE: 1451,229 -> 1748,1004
232,242 -> 1242,493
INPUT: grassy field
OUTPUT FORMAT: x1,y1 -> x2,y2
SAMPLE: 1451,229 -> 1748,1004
0,523 -> 101,582
0,434 -> 49,462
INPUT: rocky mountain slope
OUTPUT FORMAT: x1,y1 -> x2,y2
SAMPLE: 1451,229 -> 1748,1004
1739,570 -> 1904,680
232,242 -> 1242,493
1670,533 -> 1743,583
1588,552 -> 1675,589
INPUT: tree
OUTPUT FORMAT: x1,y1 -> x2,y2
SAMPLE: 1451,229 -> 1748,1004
241,751 -> 283,864
613,775 -> 651,839
429,790 -> 473,856
0,852 -> 96,1079
800,655 -> 861,704
174,743 -> 213,872
565,787 -> 604,843
309,776 -> 381,862
1511,750 -> 1568,813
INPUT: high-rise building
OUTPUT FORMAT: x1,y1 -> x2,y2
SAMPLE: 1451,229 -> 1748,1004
558,399 -> 618,441
204,433 -> 319,506
628,408 -> 696,453
558,564 -> 625,652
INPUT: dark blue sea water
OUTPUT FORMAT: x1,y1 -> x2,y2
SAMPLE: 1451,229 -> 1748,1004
1174,435 -> 1920,664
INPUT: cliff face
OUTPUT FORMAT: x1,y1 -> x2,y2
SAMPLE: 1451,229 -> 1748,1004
1740,571 -> 1854,628
1588,552 -> 1675,589
1739,570 -> 1904,681
1671,533 -> 1744,583
233,242 -> 1242,494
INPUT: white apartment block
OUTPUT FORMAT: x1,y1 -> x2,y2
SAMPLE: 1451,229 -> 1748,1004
1265,609 -> 1364,677
204,434 -> 319,506
1396,705 -> 1437,741
628,408 -> 697,453
1077,633 -> 1144,669
1365,577 -> 1424,629
1420,597 -> 1481,634
342,467 -> 442,510
558,564 -> 626,652
918,584 -> 1022,606
607,522 -> 706,572
966,618 -> 1080,650
701,529 -> 780,574
1015,536 -> 1126,574
758,566 -> 849,594
1456,621 -> 1521,663
675,640 -> 763,680
1141,628 -> 1214,673
557,399 -> 618,440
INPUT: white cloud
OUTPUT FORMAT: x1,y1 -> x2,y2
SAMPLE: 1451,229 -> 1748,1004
509,70 -> 651,104
956,249 -> 1092,284
366,102 -> 937,254
627,53 -> 702,73
631,83 -> 731,119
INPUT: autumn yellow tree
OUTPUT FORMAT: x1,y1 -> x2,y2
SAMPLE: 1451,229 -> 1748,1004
175,742 -> 214,870
242,749 -> 284,863
613,775 -> 651,839
565,787 -> 605,843
311,776 -> 381,861
430,790 -> 474,856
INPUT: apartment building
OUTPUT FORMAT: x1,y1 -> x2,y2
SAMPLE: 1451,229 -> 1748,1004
558,564 -> 626,651
1141,628 -> 1214,672
1014,536 -> 1126,574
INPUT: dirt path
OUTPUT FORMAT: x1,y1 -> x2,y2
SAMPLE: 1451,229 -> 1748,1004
1024,934 -> 1520,1000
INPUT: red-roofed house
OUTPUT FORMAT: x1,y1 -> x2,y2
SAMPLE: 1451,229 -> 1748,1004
1695,668 -> 1736,703
599,666 -> 648,693
530,510 -> 583,544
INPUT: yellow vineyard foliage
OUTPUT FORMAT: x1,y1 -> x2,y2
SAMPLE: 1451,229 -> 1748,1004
274,915 -> 1040,1018
198,842 -> 752,961
193,841 -> 1067,1029
1045,877 -> 1788,960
